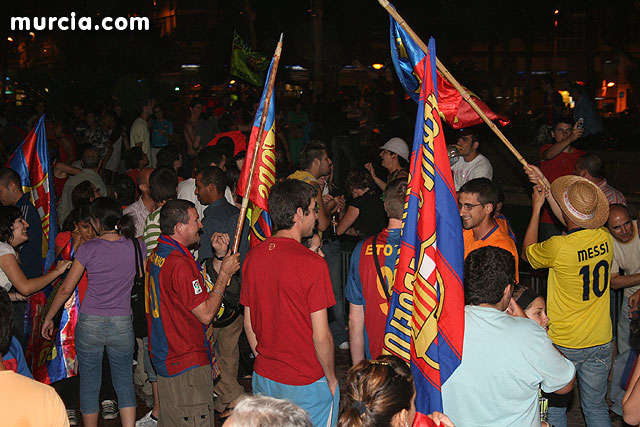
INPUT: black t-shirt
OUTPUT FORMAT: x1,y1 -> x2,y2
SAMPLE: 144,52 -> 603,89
350,192 -> 387,238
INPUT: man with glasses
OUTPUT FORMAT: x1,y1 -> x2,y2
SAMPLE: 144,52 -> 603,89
458,178 -> 519,279
539,117 -> 584,239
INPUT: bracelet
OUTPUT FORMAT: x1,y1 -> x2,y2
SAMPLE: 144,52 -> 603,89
214,254 -> 225,261
211,288 -> 224,297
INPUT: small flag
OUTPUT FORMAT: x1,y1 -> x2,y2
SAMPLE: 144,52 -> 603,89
230,31 -> 270,86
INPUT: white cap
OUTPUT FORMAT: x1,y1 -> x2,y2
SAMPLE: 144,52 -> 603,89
379,137 -> 409,162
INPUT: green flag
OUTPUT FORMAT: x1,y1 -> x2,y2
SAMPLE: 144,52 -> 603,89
230,32 -> 270,86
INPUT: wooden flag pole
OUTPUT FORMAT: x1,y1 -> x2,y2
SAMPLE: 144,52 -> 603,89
377,0 -> 549,189
231,34 -> 283,254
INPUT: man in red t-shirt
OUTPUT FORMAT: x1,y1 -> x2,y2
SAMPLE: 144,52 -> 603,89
539,118 -> 584,239
147,199 -> 240,425
241,179 -> 339,427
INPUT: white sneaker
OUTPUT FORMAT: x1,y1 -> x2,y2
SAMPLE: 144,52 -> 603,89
136,410 -> 158,427
338,341 -> 350,350
101,399 -> 118,420
66,409 -> 77,426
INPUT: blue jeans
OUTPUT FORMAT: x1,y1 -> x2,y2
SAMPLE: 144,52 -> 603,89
253,372 -> 339,427
548,341 -> 613,427
322,240 -> 348,345
75,313 -> 136,414
610,296 -> 630,415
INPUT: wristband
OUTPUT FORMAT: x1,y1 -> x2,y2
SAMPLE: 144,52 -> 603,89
214,254 -> 225,261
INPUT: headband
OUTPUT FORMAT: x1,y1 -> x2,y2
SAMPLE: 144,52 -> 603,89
516,288 -> 540,311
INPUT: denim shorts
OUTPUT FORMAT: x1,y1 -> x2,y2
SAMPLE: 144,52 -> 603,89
75,313 -> 136,414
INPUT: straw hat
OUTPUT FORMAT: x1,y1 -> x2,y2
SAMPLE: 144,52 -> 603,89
550,175 -> 609,229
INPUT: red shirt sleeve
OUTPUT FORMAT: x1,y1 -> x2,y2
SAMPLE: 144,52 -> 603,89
306,256 -> 336,313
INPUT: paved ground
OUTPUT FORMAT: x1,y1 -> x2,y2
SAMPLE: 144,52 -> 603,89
71,345 -> 628,426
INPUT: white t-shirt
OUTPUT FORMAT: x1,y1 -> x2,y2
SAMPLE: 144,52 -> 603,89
451,153 -> 493,191
0,242 -> 18,291
612,220 -> 640,298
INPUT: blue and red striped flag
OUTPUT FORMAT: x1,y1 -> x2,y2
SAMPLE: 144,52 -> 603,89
236,45 -> 279,246
8,115 -> 57,271
383,23 -> 465,422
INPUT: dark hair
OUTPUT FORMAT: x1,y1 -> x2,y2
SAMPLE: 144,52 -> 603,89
553,116 -> 574,128
216,136 -> 235,161
338,355 -> 414,427
89,197 -> 135,239
62,204 -> 93,233
274,149 -> 290,180
80,146 -> 101,169
268,179 -> 316,231
189,97 -> 202,109
458,128 -> 479,143
0,168 -> 21,189
346,168 -> 375,194
137,98 -> 154,116
160,199 -> 195,235
458,178 -> 498,215
0,206 -> 22,244
226,163 -> 240,193
464,246 -> 515,305
608,203 -> 633,223
397,156 -> 409,170
218,114 -> 234,133
577,154 -> 605,179
114,174 -> 136,206
384,178 -> 407,220
124,146 -> 145,170
198,166 -> 227,194
156,146 -> 181,170
71,180 -> 97,208
299,141 -> 327,170
0,288 -> 12,355
149,167 -> 178,203
196,146 -> 225,171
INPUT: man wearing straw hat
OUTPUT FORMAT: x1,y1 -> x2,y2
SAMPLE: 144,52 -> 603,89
522,170 -> 613,427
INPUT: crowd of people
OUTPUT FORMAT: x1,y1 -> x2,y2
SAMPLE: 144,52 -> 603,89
0,84 -> 637,427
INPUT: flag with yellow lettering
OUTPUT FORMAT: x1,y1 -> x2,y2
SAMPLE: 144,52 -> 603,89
383,30 -> 465,418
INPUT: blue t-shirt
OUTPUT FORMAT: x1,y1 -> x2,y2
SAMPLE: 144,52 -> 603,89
151,119 -> 173,148
2,337 -> 33,378
442,306 -> 575,427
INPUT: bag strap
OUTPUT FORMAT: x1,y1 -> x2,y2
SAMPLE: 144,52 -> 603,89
372,233 -> 391,302
132,238 -> 143,279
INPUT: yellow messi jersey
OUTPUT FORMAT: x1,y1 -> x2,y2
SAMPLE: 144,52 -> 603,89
526,227 -> 613,349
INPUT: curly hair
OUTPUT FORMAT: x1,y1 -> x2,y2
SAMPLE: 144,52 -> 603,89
0,206 -> 22,244
464,246 -> 515,305
338,355 -> 414,427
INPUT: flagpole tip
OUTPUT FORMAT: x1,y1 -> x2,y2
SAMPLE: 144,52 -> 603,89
278,33 -> 283,43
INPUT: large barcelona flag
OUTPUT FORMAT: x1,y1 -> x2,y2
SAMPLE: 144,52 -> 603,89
236,51 -> 278,246
383,19 -> 465,422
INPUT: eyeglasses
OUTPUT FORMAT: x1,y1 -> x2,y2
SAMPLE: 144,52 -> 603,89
458,202 -> 485,211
